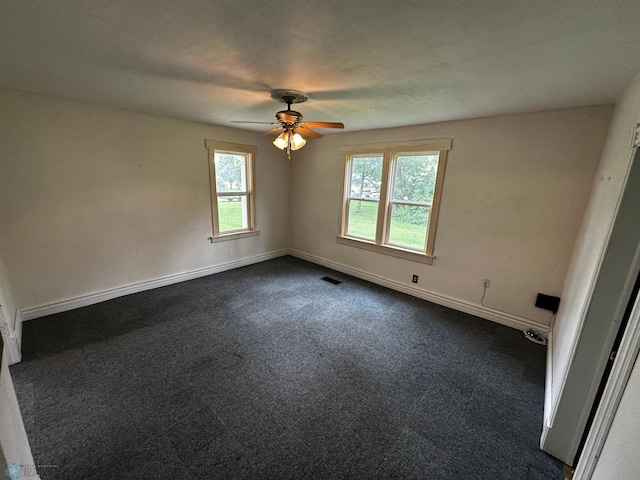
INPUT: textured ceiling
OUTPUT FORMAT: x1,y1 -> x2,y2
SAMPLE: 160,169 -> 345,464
1,0 -> 639,133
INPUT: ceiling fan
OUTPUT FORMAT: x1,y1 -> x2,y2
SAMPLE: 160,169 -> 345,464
232,89 -> 345,159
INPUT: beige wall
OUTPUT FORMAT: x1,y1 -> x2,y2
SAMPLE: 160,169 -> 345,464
582,73 -> 640,478
290,106 -> 612,325
0,88 -> 290,313
551,73 -> 640,413
543,72 -> 640,463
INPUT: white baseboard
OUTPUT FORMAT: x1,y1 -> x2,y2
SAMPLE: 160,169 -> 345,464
21,249 -> 289,321
289,249 -> 546,333
20,246 -> 545,341
544,328 -> 554,428
541,328 -> 554,449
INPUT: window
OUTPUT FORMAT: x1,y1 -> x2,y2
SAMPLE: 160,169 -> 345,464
205,140 -> 257,241
338,139 -> 451,264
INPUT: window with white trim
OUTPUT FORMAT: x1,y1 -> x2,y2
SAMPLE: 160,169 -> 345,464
205,140 -> 258,242
338,139 -> 451,264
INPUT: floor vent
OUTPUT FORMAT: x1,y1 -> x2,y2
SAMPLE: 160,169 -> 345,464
321,276 -> 342,285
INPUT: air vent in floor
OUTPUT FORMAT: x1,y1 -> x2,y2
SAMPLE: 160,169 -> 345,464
321,276 -> 342,285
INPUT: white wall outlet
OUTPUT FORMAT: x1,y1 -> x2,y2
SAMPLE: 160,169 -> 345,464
483,278 -> 490,288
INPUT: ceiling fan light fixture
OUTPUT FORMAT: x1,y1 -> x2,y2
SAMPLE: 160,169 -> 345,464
273,132 -> 289,150
234,89 -> 344,158
290,133 -> 306,150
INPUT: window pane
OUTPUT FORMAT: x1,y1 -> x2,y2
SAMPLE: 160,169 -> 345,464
392,154 -> 439,203
350,156 -> 383,199
347,199 -> 378,240
387,204 -> 429,250
214,152 -> 247,192
217,195 -> 248,232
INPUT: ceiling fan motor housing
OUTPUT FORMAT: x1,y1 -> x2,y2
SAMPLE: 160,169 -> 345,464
276,110 -> 303,125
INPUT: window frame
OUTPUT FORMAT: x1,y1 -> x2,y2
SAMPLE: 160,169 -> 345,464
343,153 -> 385,242
205,139 -> 258,242
337,139 -> 452,265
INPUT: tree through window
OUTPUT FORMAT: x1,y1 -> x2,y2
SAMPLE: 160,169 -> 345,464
346,156 -> 383,240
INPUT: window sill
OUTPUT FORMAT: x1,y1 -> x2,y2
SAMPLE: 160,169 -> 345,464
336,236 -> 434,265
209,230 -> 259,243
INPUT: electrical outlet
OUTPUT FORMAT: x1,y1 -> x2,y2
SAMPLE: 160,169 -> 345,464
483,278 -> 490,288
412,275 -> 419,284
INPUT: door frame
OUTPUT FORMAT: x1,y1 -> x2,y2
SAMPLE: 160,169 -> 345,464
574,274 -> 640,479
573,135 -> 640,478
0,304 -> 20,365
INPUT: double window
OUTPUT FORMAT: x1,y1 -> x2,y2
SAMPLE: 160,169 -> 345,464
338,139 -> 451,264
205,140 -> 257,241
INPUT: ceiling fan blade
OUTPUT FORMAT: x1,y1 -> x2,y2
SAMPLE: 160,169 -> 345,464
295,126 -> 322,139
303,121 -> 345,129
263,127 -> 284,136
231,121 -> 277,125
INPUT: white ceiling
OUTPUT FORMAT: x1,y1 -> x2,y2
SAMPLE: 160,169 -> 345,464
1,0 -> 639,133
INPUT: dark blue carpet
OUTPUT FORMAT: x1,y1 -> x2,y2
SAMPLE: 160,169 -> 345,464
11,256 -> 564,479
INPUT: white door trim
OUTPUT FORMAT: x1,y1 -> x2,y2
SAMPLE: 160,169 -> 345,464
574,143 -> 640,479
574,275 -> 640,480
0,308 -> 20,365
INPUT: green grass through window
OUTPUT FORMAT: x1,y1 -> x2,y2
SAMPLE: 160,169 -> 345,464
218,200 -> 245,231
347,201 -> 427,250
219,199 -> 426,248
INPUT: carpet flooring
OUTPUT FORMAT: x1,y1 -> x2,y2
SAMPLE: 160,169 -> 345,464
10,256 -> 564,479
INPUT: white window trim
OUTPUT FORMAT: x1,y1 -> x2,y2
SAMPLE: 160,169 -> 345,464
205,139 -> 258,242
337,139 -> 452,265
